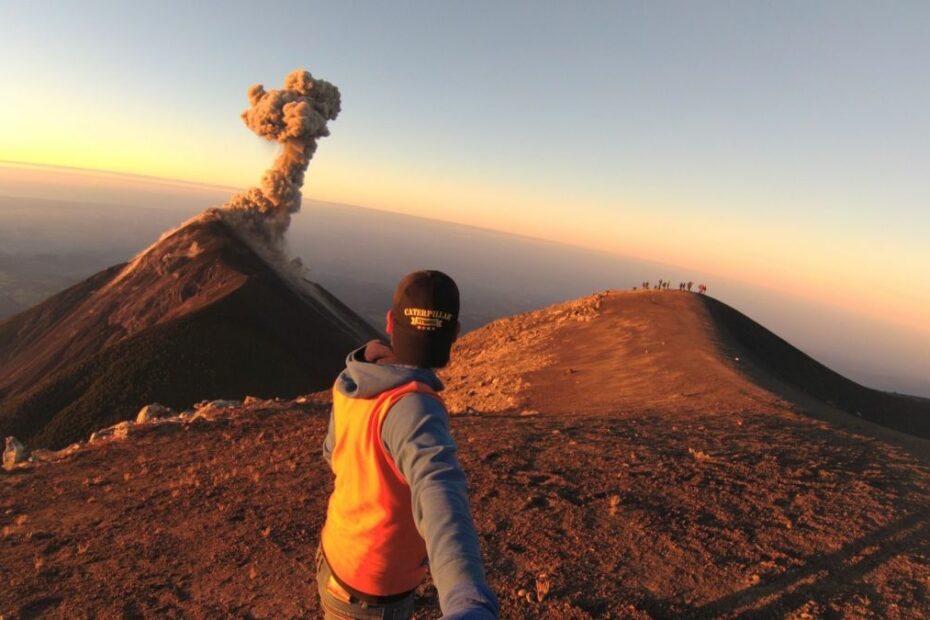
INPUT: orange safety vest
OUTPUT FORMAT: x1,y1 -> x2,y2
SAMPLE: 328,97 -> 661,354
320,380 -> 442,596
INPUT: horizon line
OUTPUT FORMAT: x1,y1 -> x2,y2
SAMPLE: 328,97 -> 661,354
0,159 -> 244,194
1,160 -> 668,267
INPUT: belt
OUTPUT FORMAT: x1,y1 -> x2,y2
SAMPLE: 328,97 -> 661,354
322,550 -> 416,605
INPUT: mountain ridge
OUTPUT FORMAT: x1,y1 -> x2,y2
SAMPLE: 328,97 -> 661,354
0,210 -> 380,449
440,289 -> 930,439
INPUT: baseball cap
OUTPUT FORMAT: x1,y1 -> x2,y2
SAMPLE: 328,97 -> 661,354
391,270 -> 460,368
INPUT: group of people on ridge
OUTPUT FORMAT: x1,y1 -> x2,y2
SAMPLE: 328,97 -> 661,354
637,280 -> 707,294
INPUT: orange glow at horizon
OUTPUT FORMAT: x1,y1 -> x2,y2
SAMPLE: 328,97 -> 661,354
1,160 -> 926,339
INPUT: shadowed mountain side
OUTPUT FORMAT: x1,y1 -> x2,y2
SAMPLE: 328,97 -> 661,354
699,295 -> 930,438
0,266 -> 124,386
440,290 -> 930,439
0,212 -> 380,449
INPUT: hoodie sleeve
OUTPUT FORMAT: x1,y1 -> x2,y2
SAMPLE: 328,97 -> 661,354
381,393 -> 499,619
322,405 -> 335,470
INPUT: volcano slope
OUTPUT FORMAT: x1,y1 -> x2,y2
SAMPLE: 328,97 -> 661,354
2,290 -> 929,619
0,210 -> 380,450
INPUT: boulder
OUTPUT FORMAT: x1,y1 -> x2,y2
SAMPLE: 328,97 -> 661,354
207,399 -> 242,409
194,399 -> 241,411
3,436 -> 27,470
112,421 -> 132,440
136,403 -> 174,423
28,449 -> 53,463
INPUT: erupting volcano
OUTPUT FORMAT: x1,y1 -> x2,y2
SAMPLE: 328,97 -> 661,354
0,70 -> 379,450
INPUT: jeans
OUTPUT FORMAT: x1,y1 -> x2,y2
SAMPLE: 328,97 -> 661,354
315,546 -> 416,620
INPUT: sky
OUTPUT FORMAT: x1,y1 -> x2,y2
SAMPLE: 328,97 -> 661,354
0,2 -> 928,339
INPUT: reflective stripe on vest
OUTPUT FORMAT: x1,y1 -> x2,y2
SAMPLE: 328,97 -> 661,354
321,380 -> 442,596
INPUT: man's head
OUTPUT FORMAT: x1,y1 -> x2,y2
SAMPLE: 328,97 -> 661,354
386,270 -> 460,368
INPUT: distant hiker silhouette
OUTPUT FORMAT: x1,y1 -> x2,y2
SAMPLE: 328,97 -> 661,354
318,271 -> 498,619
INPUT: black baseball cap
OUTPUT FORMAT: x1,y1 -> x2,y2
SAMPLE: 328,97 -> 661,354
391,270 -> 460,368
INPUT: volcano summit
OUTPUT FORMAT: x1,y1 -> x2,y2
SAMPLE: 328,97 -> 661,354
0,210 -> 379,450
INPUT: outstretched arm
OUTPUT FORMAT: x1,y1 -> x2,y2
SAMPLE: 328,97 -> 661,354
322,406 -> 335,470
382,393 -> 499,619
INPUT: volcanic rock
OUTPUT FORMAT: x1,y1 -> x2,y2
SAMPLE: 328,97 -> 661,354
112,422 -> 131,440
2,436 -> 26,469
136,403 -> 174,424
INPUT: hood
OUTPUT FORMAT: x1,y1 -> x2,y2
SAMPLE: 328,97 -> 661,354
334,341 -> 444,399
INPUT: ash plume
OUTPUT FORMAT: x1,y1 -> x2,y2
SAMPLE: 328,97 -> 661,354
222,69 -> 340,244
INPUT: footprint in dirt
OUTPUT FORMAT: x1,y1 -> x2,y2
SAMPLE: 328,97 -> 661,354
522,495 -> 549,510
555,487 -> 583,506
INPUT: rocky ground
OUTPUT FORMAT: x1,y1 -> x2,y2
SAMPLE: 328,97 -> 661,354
2,290 -> 929,618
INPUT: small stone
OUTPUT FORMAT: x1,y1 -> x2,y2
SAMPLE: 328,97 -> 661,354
608,495 -> 621,516
61,443 -> 82,456
112,422 -> 132,440
136,403 -> 174,423
28,449 -> 51,463
207,399 -> 241,409
3,437 -> 27,470
536,573 -> 551,601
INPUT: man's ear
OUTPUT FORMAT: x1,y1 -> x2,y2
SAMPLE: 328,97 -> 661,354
385,310 -> 394,335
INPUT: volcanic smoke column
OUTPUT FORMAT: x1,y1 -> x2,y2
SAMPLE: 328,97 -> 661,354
223,69 -> 341,243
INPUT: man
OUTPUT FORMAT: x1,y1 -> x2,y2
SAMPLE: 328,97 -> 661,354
318,270 -> 499,619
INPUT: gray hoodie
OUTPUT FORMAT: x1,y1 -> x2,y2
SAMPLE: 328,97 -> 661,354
323,342 -> 499,619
